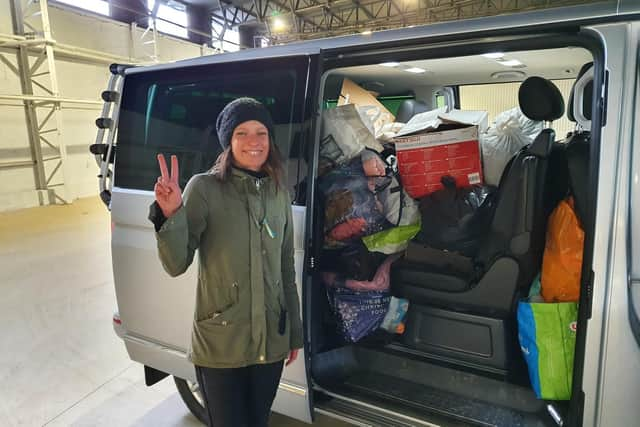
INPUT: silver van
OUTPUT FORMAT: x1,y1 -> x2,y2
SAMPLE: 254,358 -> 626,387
92,3 -> 640,425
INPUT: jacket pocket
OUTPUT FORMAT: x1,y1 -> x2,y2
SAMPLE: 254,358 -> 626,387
197,281 -> 240,322
192,311 -> 251,365
199,307 -> 235,326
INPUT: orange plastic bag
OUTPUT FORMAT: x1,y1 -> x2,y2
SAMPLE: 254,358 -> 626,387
541,197 -> 585,303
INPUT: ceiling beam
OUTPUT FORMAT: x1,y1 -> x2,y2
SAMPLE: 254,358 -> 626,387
352,0 -> 374,19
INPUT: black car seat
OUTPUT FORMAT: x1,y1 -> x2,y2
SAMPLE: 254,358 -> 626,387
390,77 -> 568,371
395,99 -> 430,123
394,77 -> 566,314
564,62 -> 593,227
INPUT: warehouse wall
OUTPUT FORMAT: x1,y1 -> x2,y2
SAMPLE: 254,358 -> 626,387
0,1 -> 215,211
459,79 -> 575,139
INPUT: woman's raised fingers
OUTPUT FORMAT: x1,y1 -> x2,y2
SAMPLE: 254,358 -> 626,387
170,155 -> 179,184
154,182 -> 164,196
155,181 -> 171,196
157,154 -> 169,181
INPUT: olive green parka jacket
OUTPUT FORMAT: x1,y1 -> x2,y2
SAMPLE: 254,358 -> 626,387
154,168 -> 303,368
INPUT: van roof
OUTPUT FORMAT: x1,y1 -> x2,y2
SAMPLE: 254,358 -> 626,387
127,2 -> 639,76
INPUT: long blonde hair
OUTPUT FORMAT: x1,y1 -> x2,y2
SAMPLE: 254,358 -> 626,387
209,139 -> 284,189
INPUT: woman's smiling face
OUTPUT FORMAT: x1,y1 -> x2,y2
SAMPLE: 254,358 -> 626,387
230,120 -> 270,172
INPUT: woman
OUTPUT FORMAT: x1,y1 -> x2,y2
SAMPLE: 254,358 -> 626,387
150,97 -> 303,427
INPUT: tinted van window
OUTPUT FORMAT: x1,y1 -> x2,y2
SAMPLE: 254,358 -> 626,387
115,61 -> 304,194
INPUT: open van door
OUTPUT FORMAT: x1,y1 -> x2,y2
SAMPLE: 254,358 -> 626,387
110,52 -> 320,423
629,57 -> 640,346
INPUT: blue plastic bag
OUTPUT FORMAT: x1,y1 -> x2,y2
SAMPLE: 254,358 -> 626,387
327,286 -> 390,343
517,300 -> 578,400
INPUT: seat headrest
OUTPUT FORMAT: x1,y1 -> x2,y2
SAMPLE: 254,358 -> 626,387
567,62 -> 594,126
518,77 -> 565,122
527,129 -> 555,158
395,99 -> 430,123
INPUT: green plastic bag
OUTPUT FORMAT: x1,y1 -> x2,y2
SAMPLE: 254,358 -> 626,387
362,184 -> 421,254
517,300 -> 578,400
362,222 -> 421,254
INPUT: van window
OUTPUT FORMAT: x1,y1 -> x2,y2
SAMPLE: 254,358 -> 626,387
459,79 -> 575,138
115,61 -> 308,199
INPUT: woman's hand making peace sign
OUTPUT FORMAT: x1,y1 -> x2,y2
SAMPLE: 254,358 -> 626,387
155,154 -> 183,218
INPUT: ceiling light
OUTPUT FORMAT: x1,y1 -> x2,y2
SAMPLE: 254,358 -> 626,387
491,70 -> 526,79
273,17 -> 286,31
499,59 -> 524,67
405,67 -> 426,73
483,52 -> 504,59
379,62 -> 400,67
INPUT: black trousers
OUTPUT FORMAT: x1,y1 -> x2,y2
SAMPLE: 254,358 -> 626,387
195,360 -> 284,427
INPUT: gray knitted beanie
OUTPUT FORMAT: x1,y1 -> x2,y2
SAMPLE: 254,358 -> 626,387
215,97 -> 275,150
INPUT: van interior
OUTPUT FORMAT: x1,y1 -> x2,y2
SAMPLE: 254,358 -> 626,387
306,45 -> 594,426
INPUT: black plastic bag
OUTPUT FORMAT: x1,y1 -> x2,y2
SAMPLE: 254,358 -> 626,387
416,175 -> 497,257
320,243 -> 386,282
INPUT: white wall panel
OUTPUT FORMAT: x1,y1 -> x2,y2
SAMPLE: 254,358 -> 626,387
0,0 -> 13,33
49,5 -> 132,58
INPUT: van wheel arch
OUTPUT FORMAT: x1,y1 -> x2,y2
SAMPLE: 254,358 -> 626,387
174,376 -> 207,425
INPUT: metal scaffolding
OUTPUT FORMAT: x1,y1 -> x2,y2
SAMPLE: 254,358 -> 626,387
5,0 -> 71,205
215,0 -> 605,42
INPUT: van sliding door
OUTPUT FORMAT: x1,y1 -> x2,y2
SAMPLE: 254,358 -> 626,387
111,53 -> 319,423
629,51 -> 640,346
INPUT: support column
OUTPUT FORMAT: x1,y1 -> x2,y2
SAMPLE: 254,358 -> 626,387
187,5 -> 212,46
9,0 -> 50,204
7,0 -> 70,204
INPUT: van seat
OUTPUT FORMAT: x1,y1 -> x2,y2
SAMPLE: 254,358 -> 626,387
564,61 -> 593,225
391,77 -> 567,371
395,99 -> 430,123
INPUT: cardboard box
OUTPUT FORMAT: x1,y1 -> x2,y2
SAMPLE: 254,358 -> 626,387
395,108 -> 488,137
337,78 -> 395,135
394,125 -> 483,199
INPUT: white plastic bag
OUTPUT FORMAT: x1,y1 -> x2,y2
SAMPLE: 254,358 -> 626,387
376,122 -> 405,142
480,107 -> 543,186
319,105 -> 384,175
362,173 -> 421,254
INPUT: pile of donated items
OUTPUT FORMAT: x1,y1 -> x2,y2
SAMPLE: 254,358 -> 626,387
318,78 -> 545,344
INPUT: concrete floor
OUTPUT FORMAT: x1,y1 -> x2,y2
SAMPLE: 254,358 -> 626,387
0,196 -> 348,427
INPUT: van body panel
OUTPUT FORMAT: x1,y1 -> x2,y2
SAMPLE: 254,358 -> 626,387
272,205 -> 312,423
630,22 -> 640,346
578,22 -> 640,427
111,188 -> 195,350
272,379 -> 313,423
122,332 -> 196,383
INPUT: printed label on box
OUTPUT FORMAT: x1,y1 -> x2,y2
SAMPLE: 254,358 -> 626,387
468,172 -> 481,185
394,125 -> 483,199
